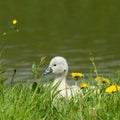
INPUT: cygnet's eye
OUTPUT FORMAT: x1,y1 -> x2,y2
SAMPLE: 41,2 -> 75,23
53,64 -> 56,66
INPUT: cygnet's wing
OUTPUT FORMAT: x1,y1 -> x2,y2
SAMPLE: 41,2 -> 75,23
71,85 -> 82,93
65,85 -> 82,99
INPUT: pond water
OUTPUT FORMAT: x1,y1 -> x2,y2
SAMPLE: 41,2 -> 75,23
0,1 -> 120,82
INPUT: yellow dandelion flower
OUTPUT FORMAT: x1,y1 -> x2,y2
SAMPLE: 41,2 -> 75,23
95,77 -> 110,84
71,72 -> 84,79
12,19 -> 17,25
79,83 -> 88,89
102,78 -> 110,84
105,85 -> 120,93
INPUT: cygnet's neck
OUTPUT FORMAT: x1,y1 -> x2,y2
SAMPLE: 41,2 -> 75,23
53,73 -> 68,91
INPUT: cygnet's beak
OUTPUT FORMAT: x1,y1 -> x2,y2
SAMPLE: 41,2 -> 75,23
44,67 -> 53,75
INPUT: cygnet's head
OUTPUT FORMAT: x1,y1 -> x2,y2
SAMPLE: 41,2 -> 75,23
44,56 -> 68,76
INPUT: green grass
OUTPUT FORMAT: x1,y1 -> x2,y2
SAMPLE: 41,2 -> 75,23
0,56 -> 120,120
0,72 -> 120,120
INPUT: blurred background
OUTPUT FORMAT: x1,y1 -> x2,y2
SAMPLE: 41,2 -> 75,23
0,0 -> 120,81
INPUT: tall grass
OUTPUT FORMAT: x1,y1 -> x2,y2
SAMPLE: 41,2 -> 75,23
0,56 -> 120,120
0,75 -> 120,120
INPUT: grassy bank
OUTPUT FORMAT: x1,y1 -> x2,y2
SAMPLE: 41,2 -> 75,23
0,55 -> 120,120
0,72 -> 120,120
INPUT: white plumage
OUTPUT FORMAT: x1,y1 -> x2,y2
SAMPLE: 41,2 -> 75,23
44,56 -> 82,99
